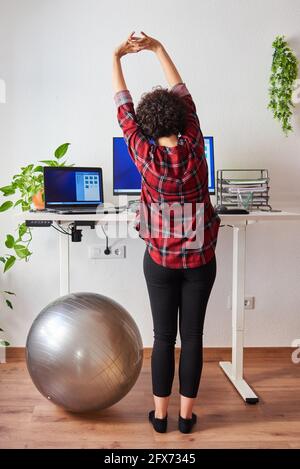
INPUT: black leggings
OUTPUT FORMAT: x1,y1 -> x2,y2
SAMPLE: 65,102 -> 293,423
143,248 -> 217,398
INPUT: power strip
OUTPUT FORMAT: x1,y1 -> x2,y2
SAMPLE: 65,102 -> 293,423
25,220 -> 53,227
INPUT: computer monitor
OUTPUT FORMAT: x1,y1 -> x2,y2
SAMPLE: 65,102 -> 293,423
44,166 -> 104,209
113,136 -> 215,195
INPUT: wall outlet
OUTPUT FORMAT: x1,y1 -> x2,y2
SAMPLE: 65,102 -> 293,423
227,295 -> 255,310
89,245 -> 126,259
244,296 -> 255,309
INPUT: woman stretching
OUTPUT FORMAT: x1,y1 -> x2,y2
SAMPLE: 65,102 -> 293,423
113,32 -> 221,433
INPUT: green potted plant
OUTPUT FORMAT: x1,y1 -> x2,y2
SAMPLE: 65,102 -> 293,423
0,142 -> 73,347
0,142 -> 71,272
268,35 -> 299,135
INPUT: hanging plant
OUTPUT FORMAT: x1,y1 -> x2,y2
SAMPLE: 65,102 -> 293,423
0,290 -> 15,347
268,35 -> 299,135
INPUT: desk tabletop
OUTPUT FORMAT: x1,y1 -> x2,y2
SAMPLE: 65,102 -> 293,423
17,209 -> 300,224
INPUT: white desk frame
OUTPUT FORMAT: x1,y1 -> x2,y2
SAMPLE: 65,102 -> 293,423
19,210 -> 300,403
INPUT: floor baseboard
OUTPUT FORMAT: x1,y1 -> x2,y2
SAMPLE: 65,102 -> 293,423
4,346 -> 294,362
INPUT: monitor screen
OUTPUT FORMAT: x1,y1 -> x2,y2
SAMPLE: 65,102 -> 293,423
44,167 -> 103,207
113,136 -> 215,195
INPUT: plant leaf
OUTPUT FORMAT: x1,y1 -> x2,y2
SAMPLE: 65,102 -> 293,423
5,299 -> 13,309
21,201 -> 31,212
4,256 -> 16,272
21,164 -> 34,175
14,244 -> 31,259
0,201 -> 13,212
0,340 -> 10,347
5,234 -> 15,249
34,165 -> 43,172
0,185 -> 16,196
3,291 -> 15,295
14,199 -> 23,207
0,257 -> 6,263
18,223 -> 27,238
54,143 -> 70,159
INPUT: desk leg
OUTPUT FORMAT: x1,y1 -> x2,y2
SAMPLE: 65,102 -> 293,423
219,224 -> 259,404
59,224 -> 70,296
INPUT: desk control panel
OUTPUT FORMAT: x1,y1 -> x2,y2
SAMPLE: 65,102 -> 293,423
26,220 -> 53,227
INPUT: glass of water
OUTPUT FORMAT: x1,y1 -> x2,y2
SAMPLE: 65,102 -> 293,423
236,190 -> 253,211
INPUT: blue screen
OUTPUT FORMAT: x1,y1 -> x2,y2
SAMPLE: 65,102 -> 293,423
44,168 -> 103,206
113,136 -> 215,194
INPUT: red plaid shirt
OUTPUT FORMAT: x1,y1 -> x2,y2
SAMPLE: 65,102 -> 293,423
114,82 -> 221,269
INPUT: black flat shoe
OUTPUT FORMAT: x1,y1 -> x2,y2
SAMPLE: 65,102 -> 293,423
148,410 -> 168,433
178,412 -> 197,433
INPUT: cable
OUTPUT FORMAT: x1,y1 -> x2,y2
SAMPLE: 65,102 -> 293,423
54,222 -> 71,235
55,222 -> 72,235
101,224 -> 107,237
51,224 -> 72,236
59,226 -> 70,235
101,224 -> 111,255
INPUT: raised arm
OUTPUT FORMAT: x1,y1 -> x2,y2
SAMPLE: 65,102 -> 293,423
135,32 -> 204,149
153,45 -> 183,88
112,55 -> 127,93
113,33 -> 151,173
130,32 -> 182,87
112,32 -> 140,93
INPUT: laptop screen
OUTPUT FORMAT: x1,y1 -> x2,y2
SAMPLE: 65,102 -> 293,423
44,167 -> 104,208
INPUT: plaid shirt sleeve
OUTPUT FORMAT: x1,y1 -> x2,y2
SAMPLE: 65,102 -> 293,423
114,89 -> 151,173
170,82 -> 204,151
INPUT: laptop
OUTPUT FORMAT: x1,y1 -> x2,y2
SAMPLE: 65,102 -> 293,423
43,166 -> 105,214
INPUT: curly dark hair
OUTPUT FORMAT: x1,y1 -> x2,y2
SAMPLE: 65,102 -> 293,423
135,86 -> 187,141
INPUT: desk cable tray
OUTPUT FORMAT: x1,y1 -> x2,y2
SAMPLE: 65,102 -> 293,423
216,169 -> 272,211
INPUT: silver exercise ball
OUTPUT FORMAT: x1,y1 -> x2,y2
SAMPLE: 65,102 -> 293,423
26,292 -> 143,412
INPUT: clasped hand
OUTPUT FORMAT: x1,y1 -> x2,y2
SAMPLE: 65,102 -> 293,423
114,31 -> 162,58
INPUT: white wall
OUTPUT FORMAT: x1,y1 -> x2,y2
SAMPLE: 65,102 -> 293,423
0,0 -> 299,347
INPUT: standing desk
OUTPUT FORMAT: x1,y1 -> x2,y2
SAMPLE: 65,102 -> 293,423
19,209 -> 300,403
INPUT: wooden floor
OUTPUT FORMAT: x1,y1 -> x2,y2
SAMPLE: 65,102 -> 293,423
0,348 -> 299,449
